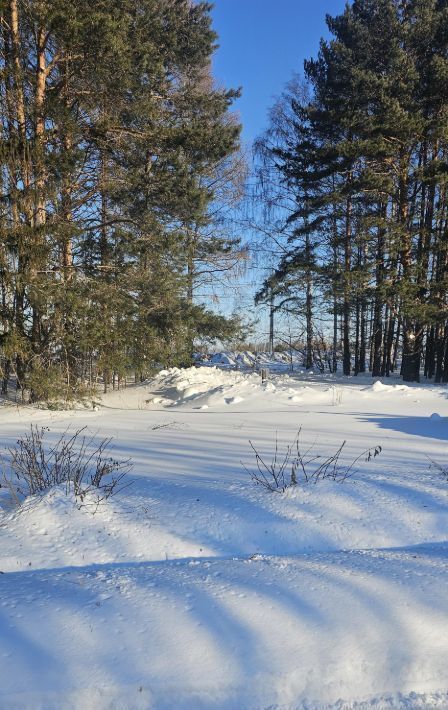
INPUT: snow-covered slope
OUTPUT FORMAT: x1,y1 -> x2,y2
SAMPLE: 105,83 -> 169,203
0,368 -> 447,708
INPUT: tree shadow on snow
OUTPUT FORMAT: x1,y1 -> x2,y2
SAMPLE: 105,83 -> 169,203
359,414 -> 448,441
2,544 -> 448,705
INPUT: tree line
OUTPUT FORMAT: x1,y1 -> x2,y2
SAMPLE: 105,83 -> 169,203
0,0 -> 243,401
255,0 -> 448,382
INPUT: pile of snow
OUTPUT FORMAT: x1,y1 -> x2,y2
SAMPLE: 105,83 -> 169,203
148,366 -> 350,409
203,350 -> 306,373
95,366 -> 270,410
209,352 -> 236,366
147,365 -> 274,408
369,380 -> 412,393
98,365 -> 448,412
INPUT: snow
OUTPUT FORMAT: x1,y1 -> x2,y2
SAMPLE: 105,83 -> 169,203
0,367 -> 448,708
204,350 -> 306,374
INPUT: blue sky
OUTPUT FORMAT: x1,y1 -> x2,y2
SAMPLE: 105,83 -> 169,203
211,0 -> 347,146
208,2 -> 348,335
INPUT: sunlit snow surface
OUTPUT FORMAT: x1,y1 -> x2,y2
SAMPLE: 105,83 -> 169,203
1,364 -> 448,708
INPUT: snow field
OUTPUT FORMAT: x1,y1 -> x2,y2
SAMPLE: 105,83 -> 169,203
0,366 -> 448,708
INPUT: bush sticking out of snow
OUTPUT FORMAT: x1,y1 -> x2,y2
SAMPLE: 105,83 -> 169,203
428,454 -> 448,480
244,429 -> 382,493
2,425 -> 133,508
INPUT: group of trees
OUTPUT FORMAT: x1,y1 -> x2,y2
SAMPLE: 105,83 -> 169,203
0,0 -> 243,401
255,0 -> 448,382
3,0 -> 447,399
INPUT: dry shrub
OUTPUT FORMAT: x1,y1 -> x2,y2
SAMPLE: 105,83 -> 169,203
2,425 -> 132,506
243,428 -> 382,493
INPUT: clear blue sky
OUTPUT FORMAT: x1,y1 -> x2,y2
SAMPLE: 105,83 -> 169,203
211,0 -> 348,146
207,1 -> 349,335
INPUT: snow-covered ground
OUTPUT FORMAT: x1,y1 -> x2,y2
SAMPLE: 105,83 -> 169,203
1,366 -> 448,708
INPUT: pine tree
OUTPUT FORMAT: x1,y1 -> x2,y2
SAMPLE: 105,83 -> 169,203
254,0 -> 448,383
0,0 -> 243,400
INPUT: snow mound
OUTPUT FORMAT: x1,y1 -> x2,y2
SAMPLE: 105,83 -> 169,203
101,367 -> 399,412
152,366 -> 271,408
209,352 -> 236,366
368,380 -> 412,393
203,350 -> 305,373
0,484 -> 212,573
150,366 -> 349,409
236,350 -> 256,367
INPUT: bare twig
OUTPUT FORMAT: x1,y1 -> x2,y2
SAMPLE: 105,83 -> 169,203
2,425 -> 133,508
243,430 -> 382,492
